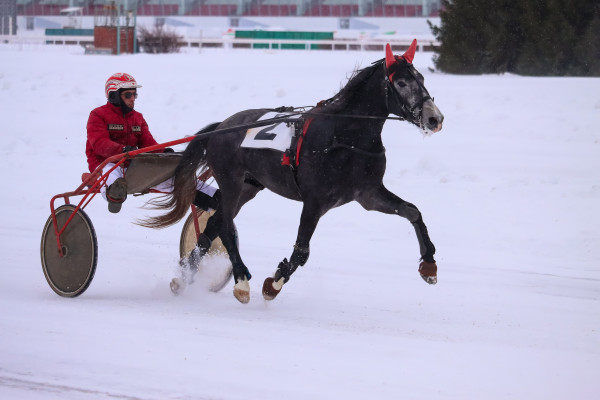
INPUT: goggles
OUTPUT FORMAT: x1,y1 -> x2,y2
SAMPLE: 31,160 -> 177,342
122,91 -> 138,100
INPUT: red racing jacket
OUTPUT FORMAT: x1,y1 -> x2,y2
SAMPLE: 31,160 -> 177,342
86,102 -> 161,172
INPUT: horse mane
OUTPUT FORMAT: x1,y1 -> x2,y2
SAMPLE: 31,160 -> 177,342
316,60 -> 384,114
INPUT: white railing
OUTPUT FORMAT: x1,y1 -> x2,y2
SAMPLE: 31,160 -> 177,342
0,34 -> 438,51
184,37 -> 438,51
0,35 -> 94,46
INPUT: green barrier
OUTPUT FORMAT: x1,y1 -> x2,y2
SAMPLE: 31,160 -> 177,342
45,28 -> 94,36
235,30 -> 334,50
235,31 -> 333,40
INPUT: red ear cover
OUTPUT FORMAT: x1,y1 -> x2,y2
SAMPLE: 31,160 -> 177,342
385,40 -> 417,81
385,43 -> 396,69
402,39 -> 417,64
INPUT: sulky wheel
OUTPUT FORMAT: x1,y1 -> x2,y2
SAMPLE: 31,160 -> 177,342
179,209 -> 233,292
40,204 -> 98,297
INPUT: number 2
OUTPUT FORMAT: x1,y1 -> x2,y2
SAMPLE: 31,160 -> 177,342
255,124 -> 279,141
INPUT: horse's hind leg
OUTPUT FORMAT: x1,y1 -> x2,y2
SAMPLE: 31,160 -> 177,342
263,203 -> 322,300
357,185 -> 438,284
176,181 -> 263,300
172,209 -> 220,294
200,175 -> 265,243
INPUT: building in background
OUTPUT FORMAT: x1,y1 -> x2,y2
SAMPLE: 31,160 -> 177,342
15,0 -> 442,18
1,0 -> 17,34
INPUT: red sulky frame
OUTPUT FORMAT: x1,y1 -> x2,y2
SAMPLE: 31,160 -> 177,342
48,135 -> 211,258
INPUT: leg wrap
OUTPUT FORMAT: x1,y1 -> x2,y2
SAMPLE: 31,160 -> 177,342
196,233 -> 212,256
290,245 -> 310,266
180,233 -> 213,285
233,266 -> 252,283
412,218 -> 436,263
397,202 -> 436,263
274,258 -> 298,283
273,246 -> 309,283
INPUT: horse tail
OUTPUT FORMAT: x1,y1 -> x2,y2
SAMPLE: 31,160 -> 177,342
138,136 -> 209,229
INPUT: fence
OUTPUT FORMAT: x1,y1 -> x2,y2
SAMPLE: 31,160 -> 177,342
0,32 -> 438,51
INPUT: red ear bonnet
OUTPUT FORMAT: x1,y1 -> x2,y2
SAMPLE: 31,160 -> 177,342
385,43 -> 396,69
385,40 -> 417,81
402,39 -> 417,64
385,39 -> 418,68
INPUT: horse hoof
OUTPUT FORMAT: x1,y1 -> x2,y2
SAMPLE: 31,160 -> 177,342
233,277 -> 250,304
262,277 -> 284,300
170,278 -> 185,295
419,261 -> 437,285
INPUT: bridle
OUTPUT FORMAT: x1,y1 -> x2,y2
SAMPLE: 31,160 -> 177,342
384,60 -> 433,125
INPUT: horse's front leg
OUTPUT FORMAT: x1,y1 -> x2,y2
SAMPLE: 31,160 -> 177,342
357,186 -> 438,284
262,203 -> 321,300
221,227 -> 253,304
219,181 -> 266,303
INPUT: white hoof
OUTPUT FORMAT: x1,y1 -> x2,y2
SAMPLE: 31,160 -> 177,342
170,277 -> 185,295
272,277 -> 284,291
233,277 -> 250,304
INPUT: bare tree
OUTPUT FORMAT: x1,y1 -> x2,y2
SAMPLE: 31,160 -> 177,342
138,20 -> 183,54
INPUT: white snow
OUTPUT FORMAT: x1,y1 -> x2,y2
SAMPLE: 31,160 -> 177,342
0,44 -> 599,400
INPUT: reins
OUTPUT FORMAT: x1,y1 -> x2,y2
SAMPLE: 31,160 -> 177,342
192,113 -> 302,138
270,105 -> 406,122
279,59 -> 432,123
192,59 -> 429,141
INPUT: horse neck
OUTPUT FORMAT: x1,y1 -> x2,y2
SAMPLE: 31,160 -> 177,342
330,65 -> 388,150
350,66 -> 388,116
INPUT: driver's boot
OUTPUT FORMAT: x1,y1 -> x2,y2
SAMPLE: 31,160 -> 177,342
107,178 -> 127,213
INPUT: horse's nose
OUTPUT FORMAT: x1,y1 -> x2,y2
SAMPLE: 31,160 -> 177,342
428,116 -> 441,129
427,113 -> 444,132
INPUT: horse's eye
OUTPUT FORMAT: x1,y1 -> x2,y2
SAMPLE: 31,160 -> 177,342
396,81 -> 407,88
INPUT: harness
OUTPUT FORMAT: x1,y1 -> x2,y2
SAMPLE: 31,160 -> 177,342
237,62 -> 433,197
281,109 -> 387,170
290,61 -> 429,161
280,61 -> 424,167
281,117 -> 313,167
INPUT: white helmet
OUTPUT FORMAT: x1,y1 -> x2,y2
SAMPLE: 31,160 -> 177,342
105,72 -> 142,99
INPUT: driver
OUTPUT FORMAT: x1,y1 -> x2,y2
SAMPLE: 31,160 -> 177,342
86,72 -> 219,213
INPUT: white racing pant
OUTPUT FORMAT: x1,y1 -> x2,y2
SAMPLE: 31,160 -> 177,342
100,163 -> 217,201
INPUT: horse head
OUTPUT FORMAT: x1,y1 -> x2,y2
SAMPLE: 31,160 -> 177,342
385,40 -> 444,135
